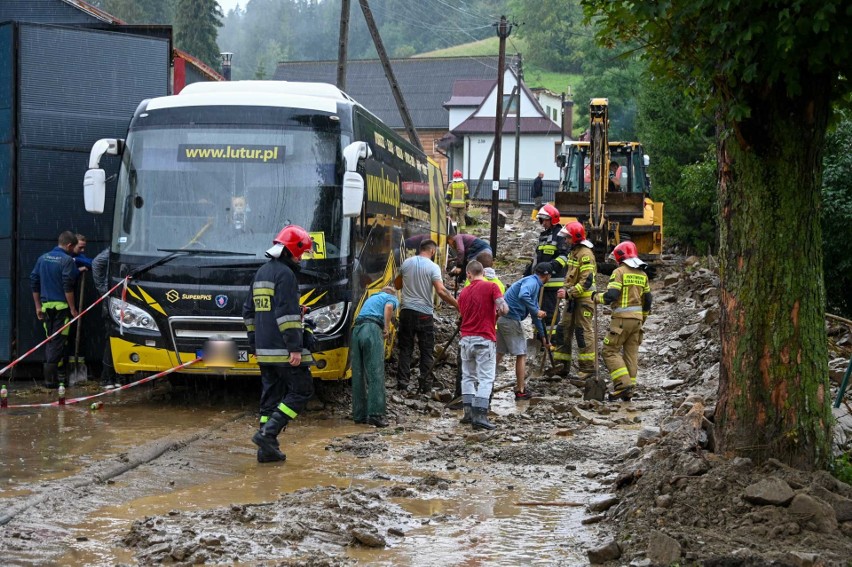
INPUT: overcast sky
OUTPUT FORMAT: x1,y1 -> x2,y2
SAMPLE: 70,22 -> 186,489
218,0 -> 242,14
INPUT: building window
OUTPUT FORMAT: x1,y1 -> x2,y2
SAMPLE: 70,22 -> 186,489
553,108 -> 558,122
502,94 -> 519,114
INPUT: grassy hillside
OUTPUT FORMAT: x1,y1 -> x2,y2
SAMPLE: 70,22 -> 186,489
415,37 -> 581,95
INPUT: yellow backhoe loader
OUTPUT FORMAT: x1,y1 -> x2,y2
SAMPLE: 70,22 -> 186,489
555,98 -> 663,265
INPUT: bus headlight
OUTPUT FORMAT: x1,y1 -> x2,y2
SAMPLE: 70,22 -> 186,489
309,301 -> 346,334
109,298 -> 159,332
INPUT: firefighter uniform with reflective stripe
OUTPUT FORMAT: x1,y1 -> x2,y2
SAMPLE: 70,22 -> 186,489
553,241 -> 597,373
534,224 -> 568,336
595,265 -> 652,394
243,256 -> 314,427
446,179 -> 469,229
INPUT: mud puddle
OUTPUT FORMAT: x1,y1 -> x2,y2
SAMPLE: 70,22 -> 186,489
0,400 -> 233,498
39,392 -> 618,566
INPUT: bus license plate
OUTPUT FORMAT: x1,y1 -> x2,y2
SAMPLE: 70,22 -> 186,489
237,350 -> 248,362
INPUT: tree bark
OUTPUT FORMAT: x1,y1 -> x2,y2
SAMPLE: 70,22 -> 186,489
715,78 -> 833,470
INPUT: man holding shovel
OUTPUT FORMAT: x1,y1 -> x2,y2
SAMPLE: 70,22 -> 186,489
497,262 -> 564,400
593,241 -> 652,401
395,238 -> 459,394
457,260 -> 508,430
553,222 -> 598,380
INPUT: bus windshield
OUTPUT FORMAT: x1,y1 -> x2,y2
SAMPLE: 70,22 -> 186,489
112,123 -> 349,259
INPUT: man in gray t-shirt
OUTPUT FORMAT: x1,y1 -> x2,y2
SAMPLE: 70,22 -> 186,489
394,238 -> 459,393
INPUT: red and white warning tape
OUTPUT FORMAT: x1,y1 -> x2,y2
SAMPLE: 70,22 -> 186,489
0,277 -> 130,378
4,357 -> 201,409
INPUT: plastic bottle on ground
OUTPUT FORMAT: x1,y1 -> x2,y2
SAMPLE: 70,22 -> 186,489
90,401 -> 103,411
58,382 -> 66,405
1,384 -> 7,408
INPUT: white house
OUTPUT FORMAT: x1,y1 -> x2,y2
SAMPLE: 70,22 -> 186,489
442,68 -> 565,189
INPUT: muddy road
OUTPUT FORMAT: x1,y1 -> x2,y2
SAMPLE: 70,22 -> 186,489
2,210 -> 851,565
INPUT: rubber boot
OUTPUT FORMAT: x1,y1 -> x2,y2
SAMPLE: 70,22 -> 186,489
471,401 -> 496,431
609,378 -> 634,402
459,404 -> 472,425
252,412 -> 287,462
43,363 -> 59,389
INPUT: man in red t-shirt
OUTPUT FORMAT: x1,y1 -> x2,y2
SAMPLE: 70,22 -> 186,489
457,260 -> 509,430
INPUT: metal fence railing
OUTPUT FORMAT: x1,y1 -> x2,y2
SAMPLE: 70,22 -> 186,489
465,178 -> 561,206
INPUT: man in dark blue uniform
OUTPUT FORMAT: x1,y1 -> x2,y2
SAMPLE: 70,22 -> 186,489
30,231 -> 79,388
243,225 -> 315,463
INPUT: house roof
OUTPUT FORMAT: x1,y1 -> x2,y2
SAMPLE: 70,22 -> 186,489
174,48 -> 224,81
452,116 -> 561,135
274,56 -> 503,130
61,0 -> 123,24
443,79 -> 494,107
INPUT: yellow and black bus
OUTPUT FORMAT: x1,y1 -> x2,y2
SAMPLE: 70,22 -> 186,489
82,81 -> 446,380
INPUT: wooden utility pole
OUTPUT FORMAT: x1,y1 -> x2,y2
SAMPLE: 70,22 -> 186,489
336,0 -> 350,90
512,53 -> 523,205
490,15 -> 512,255
358,0 -> 423,151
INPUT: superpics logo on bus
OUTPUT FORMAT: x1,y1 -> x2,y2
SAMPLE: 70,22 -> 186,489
178,144 -> 285,163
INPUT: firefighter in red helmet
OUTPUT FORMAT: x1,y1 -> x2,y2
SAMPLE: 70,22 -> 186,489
530,204 -> 569,343
593,241 -> 652,401
446,169 -> 470,231
243,224 -> 316,463
553,221 -> 597,378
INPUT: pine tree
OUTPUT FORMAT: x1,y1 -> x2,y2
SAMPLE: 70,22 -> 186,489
174,0 -> 223,70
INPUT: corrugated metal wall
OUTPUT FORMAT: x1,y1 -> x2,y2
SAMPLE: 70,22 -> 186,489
0,23 -> 15,360
10,23 -> 170,363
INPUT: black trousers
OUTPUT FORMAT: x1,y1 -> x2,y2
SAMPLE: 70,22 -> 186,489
42,307 -> 70,367
397,308 -> 435,390
259,364 -> 314,421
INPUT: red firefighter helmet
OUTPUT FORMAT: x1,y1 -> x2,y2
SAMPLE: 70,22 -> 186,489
266,225 -> 313,260
611,241 -> 639,263
536,204 -> 560,225
453,169 -> 463,179
563,221 -> 586,245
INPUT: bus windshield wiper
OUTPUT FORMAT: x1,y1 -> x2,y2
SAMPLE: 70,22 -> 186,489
156,248 -> 255,256
129,248 -> 255,278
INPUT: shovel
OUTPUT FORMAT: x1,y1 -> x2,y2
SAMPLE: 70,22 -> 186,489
583,298 -> 607,401
69,277 -> 88,385
421,321 -> 461,388
532,298 -> 561,377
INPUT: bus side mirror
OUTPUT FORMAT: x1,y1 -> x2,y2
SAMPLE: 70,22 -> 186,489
83,138 -> 123,214
342,172 -> 364,218
556,154 -> 566,168
83,169 -> 106,213
343,141 -> 371,172
644,154 -> 650,167
341,142 -> 371,217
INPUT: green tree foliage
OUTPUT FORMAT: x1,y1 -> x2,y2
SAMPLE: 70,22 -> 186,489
92,0 -> 175,24
636,77 -> 715,253
583,0 -> 852,469
174,0 -> 223,70
821,113 -> 852,317
572,41 -> 643,140
509,0 -> 587,73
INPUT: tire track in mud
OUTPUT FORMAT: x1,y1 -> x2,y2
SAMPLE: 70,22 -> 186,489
0,410 -> 247,547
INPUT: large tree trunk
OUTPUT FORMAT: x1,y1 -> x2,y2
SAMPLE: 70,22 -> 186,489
715,81 -> 833,470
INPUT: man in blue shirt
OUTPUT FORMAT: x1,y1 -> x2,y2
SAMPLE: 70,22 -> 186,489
30,231 -> 79,388
351,286 -> 399,427
497,262 -> 565,400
